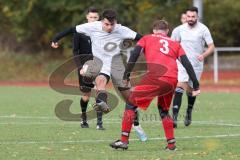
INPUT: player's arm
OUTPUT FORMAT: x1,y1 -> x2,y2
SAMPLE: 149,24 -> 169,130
179,55 -> 200,91
134,33 -> 142,41
198,28 -> 215,61
123,45 -> 143,80
198,43 -> 215,61
51,22 -> 92,48
120,25 -> 142,41
51,27 -> 76,48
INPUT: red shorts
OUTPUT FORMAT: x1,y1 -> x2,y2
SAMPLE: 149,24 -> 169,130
129,75 -> 177,111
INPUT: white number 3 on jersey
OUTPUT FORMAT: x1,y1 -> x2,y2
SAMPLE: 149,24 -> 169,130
159,39 -> 169,54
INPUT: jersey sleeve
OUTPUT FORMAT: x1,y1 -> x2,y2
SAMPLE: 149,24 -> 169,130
171,26 -> 181,42
120,26 -> 137,40
136,36 -> 146,49
76,22 -> 94,37
203,27 -> 214,45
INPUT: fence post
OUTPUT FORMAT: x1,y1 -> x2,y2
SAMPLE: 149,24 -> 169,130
213,49 -> 218,83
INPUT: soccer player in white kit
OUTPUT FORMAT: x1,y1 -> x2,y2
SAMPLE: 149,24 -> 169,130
51,9 -> 147,141
76,10 -> 147,140
171,7 -> 215,128
74,9 -> 142,109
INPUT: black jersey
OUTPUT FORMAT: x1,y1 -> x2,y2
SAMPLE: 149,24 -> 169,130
72,33 -> 93,66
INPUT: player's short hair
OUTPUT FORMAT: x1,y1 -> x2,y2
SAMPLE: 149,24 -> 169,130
187,6 -> 198,13
102,9 -> 117,23
87,6 -> 99,13
152,20 -> 169,31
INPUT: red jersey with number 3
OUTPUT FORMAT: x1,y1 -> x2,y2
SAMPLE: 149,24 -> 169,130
137,33 -> 185,78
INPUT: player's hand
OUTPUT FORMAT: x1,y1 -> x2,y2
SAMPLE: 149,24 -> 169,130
197,55 -> 204,61
79,68 -> 84,75
51,42 -> 59,48
80,64 -> 89,76
192,89 -> 200,96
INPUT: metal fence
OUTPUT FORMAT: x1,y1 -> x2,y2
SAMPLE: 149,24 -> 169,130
213,47 -> 240,83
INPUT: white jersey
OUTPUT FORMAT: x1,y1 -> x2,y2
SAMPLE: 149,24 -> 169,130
76,21 -> 137,76
171,21 -> 213,70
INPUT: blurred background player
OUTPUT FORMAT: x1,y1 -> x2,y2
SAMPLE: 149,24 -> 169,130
180,12 -> 187,24
110,20 -> 200,151
171,7 -> 215,128
51,7 -> 105,129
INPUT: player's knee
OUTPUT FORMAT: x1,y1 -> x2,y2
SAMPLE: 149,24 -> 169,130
96,74 -> 109,84
82,93 -> 90,102
158,106 -> 169,119
160,110 -> 169,119
177,82 -> 189,90
96,76 -> 109,90
187,91 -> 196,98
175,87 -> 184,95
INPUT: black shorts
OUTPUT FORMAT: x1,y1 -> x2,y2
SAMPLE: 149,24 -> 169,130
77,71 -> 110,93
77,68 -> 94,93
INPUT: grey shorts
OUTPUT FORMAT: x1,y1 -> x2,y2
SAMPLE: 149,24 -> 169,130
82,54 -> 131,90
177,60 -> 202,88
81,57 -> 103,80
111,54 -> 131,90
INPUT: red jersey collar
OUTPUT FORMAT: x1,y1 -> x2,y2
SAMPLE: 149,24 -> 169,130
153,32 -> 167,37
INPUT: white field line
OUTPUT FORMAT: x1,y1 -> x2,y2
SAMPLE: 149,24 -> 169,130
0,121 -> 240,127
1,116 -> 240,126
0,133 -> 240,145
1,116 -> 240,123
0,116 -> 57,119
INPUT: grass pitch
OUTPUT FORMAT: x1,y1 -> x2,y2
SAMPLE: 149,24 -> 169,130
0,86 -> 240,160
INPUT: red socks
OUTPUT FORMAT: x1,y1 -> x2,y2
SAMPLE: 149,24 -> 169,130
162,116 -> 175,148
121,109 -> 136,143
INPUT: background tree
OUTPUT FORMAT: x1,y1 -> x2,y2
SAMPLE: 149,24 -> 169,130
0,0 -> 239,54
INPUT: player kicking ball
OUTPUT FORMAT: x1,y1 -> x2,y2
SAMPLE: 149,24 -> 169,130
110,20 -> 200,150
52,9 -> 147,141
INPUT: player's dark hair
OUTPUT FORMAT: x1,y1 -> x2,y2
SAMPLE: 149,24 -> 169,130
187,6 -> 198,13
102,9 -> 117,23
152,20 -> 169,31
87,6 -> 99,13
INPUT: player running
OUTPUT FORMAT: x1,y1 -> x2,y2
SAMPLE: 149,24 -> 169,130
171,7 -> 215,128
110,20 -> 200,150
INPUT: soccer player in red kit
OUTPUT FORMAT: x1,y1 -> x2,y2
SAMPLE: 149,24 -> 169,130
110,20 -> 200,150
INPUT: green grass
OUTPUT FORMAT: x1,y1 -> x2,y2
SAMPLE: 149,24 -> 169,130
0,86 -> 240,160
